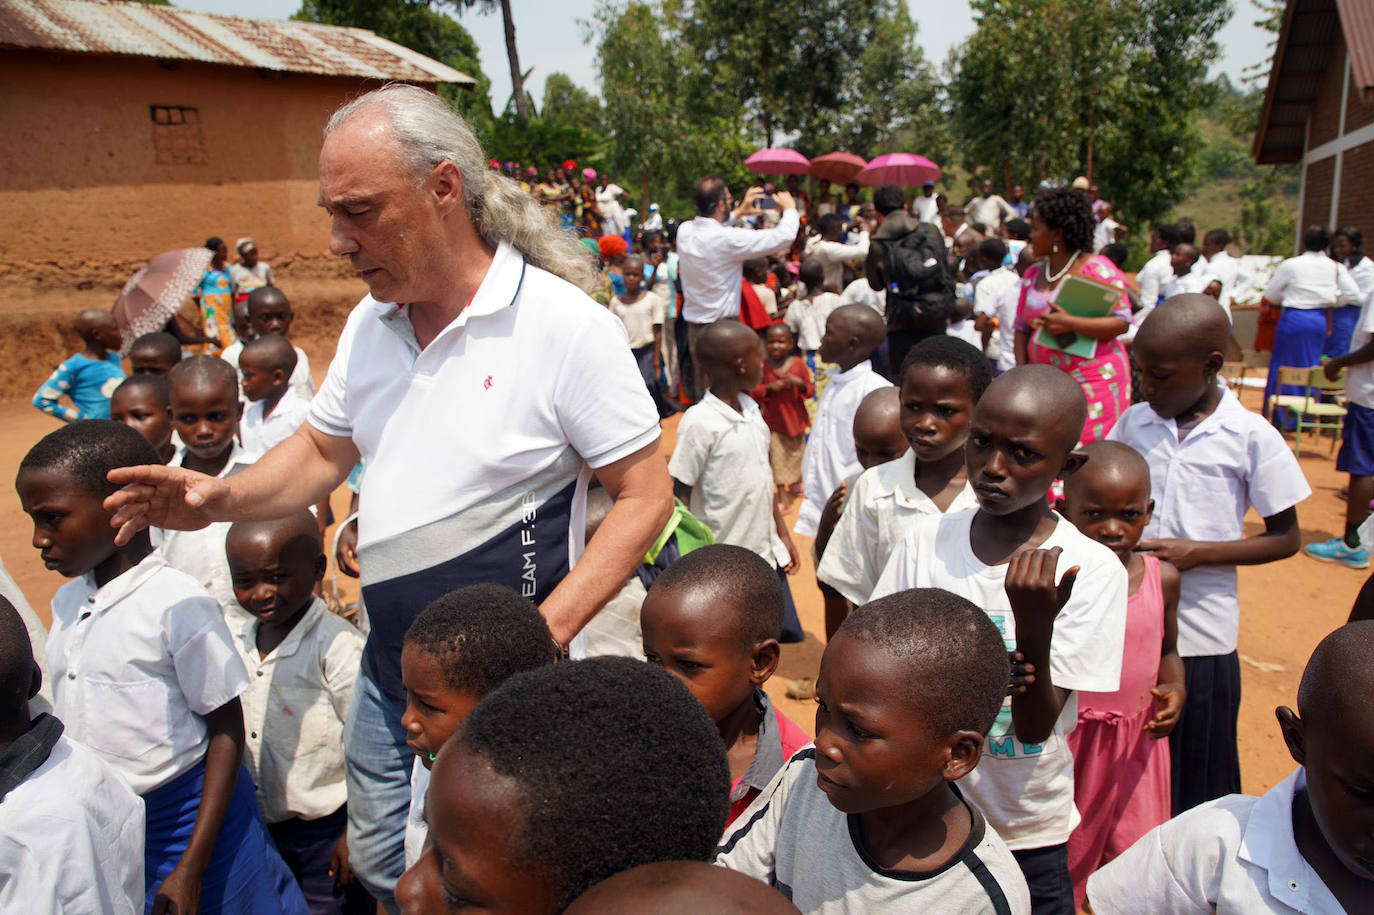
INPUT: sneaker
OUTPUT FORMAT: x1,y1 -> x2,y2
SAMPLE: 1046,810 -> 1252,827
1304,537 -> 1370,569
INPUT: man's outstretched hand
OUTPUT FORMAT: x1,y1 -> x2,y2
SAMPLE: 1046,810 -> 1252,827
104,465 -> 233,544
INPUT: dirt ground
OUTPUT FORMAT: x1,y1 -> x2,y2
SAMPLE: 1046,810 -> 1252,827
0,361 -> 1358,800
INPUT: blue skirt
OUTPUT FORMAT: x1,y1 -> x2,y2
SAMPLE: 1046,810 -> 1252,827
1264,308 -> 1326,429
143,760 -> 309,914
1325,304 -> 1362,358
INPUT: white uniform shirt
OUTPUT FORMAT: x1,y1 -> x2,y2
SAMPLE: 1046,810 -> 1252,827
610,291 -> 667,349
785,292 -> 841,352
717,748 -> 1031,914
805,232 -> 871,292
1263,250 -> 1361,309
1344,289 -> 1374,409
46,552 -> 250,794
839,278 -> 884,316
795,361 -> 893,538
240,386 -> 312,456
234,597 -> 363,823
1347,255 -> 1374,303
872,511 -> 1128,849
0,733 -> 146,914
816,450 -> 978,605
973,266 -> 1020,364
1108,387 -> 1311,656
677,210 -> 801,323
669,392 -> 788,567
1087,769 -> 1343,914
222,341 -> 314,403
1207,251 -> 1251,312
1093,219 -> 1121,253
1135,249 -> 1173,315
968,195 -> 1015,232
913,195 -> 940,224
0,554 -> 52,716
405,757 -> 430,869
1162,269 -> 1215,301
752,283 -> 779,317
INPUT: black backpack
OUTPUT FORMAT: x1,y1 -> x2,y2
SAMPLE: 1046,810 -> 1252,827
879,223 -> 956,332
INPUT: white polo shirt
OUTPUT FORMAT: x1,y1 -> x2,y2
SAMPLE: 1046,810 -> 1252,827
307,241 -> 659,699
240,386 -> 312,456
1108,387 -> 1311,656
816,450 -> 977,606
0,733 -> 146,914
1087,769 -> 1343,914
669,391 -> 788,567
871,510 -> 1128,849
795,361 -> 893,538
234,596 -> 363,824
46,551 -> 250,794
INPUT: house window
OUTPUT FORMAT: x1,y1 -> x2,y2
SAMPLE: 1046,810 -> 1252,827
150,105 -> 207,165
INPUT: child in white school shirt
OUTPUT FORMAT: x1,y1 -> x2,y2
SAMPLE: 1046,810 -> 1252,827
871,366 -> 1128,913
238,335 -> 312,456
1108,296 -> 1309,815
1087,621 -> 1374,914
0,595 -> 145,914
225,515 -> 371,914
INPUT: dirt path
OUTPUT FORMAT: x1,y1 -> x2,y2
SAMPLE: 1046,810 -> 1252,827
0,384 -> 1356,798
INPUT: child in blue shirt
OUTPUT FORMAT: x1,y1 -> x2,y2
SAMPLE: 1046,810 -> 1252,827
32,308 -> 125,422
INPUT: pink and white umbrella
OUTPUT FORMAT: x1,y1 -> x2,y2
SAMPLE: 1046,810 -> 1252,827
745,147 -> 812,176
855,153 -> 942,187
809,152 -> 868,183
111,247 -> 213,354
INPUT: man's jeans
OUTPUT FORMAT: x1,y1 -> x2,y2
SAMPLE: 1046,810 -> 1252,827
345,665 -> 412,913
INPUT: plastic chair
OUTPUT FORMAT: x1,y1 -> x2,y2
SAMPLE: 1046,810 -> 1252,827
1266,366 -> 1347,457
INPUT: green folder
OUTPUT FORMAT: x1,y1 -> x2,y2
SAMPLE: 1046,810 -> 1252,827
1033,273 -> 1124,359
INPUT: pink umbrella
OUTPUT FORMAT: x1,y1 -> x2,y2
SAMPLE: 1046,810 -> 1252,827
855,153 -> 942,187
809,152 -> 868,183
745,147 -> 812,176
111,247 -> 213,354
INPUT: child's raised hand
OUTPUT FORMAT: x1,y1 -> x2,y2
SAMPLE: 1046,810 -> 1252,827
822,481 -> 848,521
1145,683 -> 1185,739
1005,547 -> 1078,630
1137,538 -> 1206,571
1008,649 -> 1036,696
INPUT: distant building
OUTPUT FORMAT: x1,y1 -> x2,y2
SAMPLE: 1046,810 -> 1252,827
1254,0 -> 1374,249
0,0 -> 472,272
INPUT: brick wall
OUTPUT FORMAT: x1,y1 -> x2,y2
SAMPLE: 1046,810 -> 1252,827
1337,140 -> 1374,232
1310,37 -> 1347,149
1348,71 -> 1374,133
1304,156 -> 1335,230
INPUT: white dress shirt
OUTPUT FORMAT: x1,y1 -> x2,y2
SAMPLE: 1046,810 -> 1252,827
677,210 -> 801,323
46,552 -> 250,794
1162,269 -> 1215,302
785,291 -> 841,352
240,386 -> 312,456
234,597 -> 363,823
1263,250 -> 1361,309
913,195 -> 940,224
795,361 -> 893,538
1206,251 -> 1250,311
1345,254 -> 1374,303
0,554 -> 52,716
1135,249 -> 1173,311
1087,769 -> 1344,914
668,392 -> 789,567
968,194 -> 1015,231
0,733 -> 146,914
1107,386 -> 1311,656
805,231 -> 870,291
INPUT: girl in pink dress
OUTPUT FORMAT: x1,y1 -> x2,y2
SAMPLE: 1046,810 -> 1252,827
1059,441 -> 1186,909
1014,187 -> 1133,444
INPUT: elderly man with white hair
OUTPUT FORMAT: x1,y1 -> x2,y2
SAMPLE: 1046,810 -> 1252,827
106,85 -> 671,908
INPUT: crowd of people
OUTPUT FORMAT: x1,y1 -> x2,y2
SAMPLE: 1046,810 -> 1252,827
5,82 -> 1374,915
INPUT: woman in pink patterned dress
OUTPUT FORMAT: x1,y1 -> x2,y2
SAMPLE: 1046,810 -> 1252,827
1013,186 -> 1133,444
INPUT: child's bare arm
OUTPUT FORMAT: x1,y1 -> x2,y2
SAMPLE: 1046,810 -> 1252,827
773,496 -> 799,574
812,481 -> 848,561
1014,329 -> 1029,367
152,698 -> 245,915
1139,506 -> 1300,571
1004,548 -> 1074,743
1146,560 -> 1186,738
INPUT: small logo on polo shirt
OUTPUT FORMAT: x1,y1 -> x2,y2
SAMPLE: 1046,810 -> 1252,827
483,375 -> 493,390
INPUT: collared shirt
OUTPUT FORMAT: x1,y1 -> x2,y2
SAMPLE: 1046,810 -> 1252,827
805,231 -> 871,292
0,732 -> 145,914
785,292 -> 841,352
1263,250 -> 1361,309
968,194 -> 1015,231
240,385 -> 312,456
913,195 -> 940,224
307,241 -> 659,698
817,450 -> 979,606
1162,269 -> 1216,302
1345,288 -> 1374,408
1108,386 -> 1310,656
1348,255 -> 1374,301
872,511 -> 1127,849
224,341 -> 315,403
727,689 -> 811,827
1135,249 -> 1173,312
46,552 -> 250,794
0,554 -> 52,716
1087,769 -> 1343,914
795,361 -> 893,538
234,597 -> 363,823
669,392 -> 788,566
973,265 -> 1020,364
1208,251 -> 1251,311
677,210 -> 801,323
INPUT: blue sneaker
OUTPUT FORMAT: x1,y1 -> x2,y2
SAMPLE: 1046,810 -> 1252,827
1304,537 -> 1370,569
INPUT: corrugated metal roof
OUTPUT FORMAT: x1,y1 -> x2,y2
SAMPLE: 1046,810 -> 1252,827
1254,0 -> 1374,164
0,0 -> 475,85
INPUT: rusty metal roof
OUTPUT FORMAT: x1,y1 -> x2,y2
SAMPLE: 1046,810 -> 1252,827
0,0 -> 475,85
1254,0 -> 1374,164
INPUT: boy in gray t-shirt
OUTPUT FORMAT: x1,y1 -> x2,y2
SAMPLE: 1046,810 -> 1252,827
717,588 -> 1030,914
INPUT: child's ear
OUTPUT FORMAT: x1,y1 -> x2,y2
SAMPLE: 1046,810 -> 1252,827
235,400 -> 244,421
750,639 -> 781,685
312,551 -> 327,583
1060,448 -> 1088,477
1276,706 -> 1307,766
943,731 -> 984,781
1204,351 -> 1225,378
28,661 -> 41,702
1144,497 -> 1156,526
273,368 -> 287,384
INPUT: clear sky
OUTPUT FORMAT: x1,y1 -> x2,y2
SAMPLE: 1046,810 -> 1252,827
176,0 -> 1277,107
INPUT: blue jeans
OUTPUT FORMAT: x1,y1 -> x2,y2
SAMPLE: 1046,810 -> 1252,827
345,666 -> 412,913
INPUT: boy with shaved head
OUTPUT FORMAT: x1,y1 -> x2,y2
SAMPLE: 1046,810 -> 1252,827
1089,621 -> 1374,913
873,365 -> 1128,912
33,307 -> 125,422
1109,294 -> 1308,816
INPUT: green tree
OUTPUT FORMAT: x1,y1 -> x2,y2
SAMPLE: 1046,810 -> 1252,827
542,72 -> 604,135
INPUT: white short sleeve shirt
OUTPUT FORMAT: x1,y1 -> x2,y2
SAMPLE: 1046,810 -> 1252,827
1087,769 -> 1343,914
1263,251 -> 1361,309
610,291 -> 667,350
1107,388 -> 1311,656
816,450 -> 977,606
46,552 -> 251,794
785,291 -> 841,352
871,511 -> 1128,848
1345,289 -> 1374,409
669,392 -> 787,567
240,386 -> 312,456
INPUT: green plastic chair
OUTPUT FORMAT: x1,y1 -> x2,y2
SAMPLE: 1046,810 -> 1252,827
1266,365 -> 1347,458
